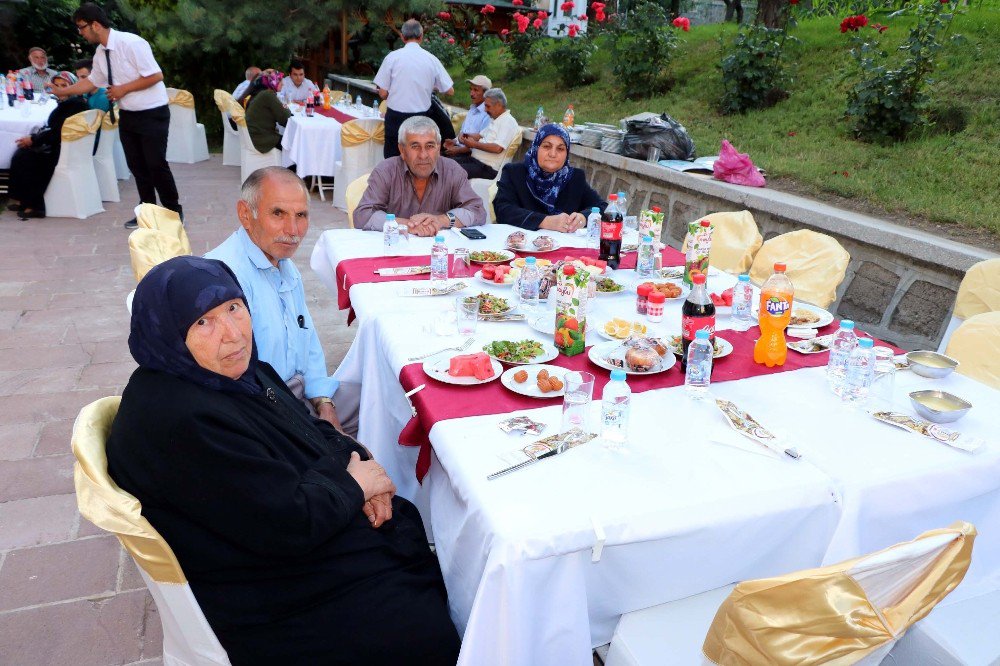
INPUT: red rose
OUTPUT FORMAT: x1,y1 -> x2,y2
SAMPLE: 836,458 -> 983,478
568,23 -> 579,37
501,28 -> 510,35
560,1 -> 575,12
537,10 -> 548,19
513,0 -> 524,4
672,16 -> 690,31
857,14 -> 868,27
790,0 -> 799,4
438,11 -> 451,19
840,15 -> 867,32
591,1 -> 606,9
872,23 -> 888,33
448,37 -> 455,44
595,10 -> 605,21
481,4 -> 496,14
515,13 -> 530,32
940,0 -> 949,3
533,17 -> 544,28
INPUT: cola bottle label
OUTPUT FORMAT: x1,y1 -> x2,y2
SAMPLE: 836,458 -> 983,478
600,221 -> 622,240
682,315 -> 715,341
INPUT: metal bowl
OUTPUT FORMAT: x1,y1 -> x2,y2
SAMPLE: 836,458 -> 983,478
909,390 -> 972,423
905,351 -> 959,379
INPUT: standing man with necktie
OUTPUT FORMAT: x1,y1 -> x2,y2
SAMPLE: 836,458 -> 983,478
58,3 -> 181,229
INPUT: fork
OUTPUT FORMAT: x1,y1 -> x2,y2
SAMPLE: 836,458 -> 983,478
408,337 -> 474,362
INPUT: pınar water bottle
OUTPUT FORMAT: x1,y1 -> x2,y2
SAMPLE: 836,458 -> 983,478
842,338 -> 875,405
601,369 -> 632,450
430,234 -> 449,286
732,274 -> 754,327
382,213 -> 399,255
518,256 -> 540,315
826,320 -> 858,396
684,330 -> 714,398
586,207 -> 601,249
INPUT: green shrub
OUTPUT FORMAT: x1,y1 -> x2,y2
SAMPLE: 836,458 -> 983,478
609,2 -> 679,99
719,24 -> 795,114
551,35 -> 600,88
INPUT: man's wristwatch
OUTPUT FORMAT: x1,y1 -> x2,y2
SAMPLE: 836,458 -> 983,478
445,212 -> 457,229
311,396 -> 334,409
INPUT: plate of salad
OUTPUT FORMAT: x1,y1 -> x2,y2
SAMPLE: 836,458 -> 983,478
483,339 -> 558,365
476,292 -> 513,315
469,249 -> 516,264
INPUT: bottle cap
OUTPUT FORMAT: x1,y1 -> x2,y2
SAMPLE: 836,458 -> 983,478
636,284 -> 652,297
840,320 -> 855,330
434,235 -> 444,242
386,213 -> 396,221
859,338 -> 874,348
691,273 -> 706,285
737,274 -> 750,282
648,291 -> 666,303
608,194 -> 618,201
774,262 -> 787,272
591,207 -> 599,213
642,235 -> 653,243
695,330 -> 710,340
618,191 -> 626,198
610,369 -> 626,382
525,256 -> 536,265
700,220 -> 711,227
651,206 -> 661,213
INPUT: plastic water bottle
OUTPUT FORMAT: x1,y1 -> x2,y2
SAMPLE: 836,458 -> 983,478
586,207 -> 601,249
636,234 -> 656,277
382,213 -> 399,255
617,191 -> 628,217
732,274 -> 754,327
842,338 -> 875,405
684,330 -> 714,398
601,369 -> 631,450
518,256 -> 540,314
534,106 -> 545,130
371,99 -> 380,117
355,94 -> 363,108
430,234 -> 448,286
826,320 -> 858,396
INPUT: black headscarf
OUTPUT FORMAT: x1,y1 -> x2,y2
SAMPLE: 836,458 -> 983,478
129,256 -> 262,395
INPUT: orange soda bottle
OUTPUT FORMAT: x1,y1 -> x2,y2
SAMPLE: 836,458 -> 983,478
753,262 -> 794,367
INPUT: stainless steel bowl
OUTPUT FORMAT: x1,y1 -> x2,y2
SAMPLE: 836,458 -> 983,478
905,351 -> 959,379
909,390 -> 972,423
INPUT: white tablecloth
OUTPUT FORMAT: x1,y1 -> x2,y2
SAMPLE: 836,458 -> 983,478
0,99 -> 55,169
310,228 -> 1000,665
281,108 -> 365,178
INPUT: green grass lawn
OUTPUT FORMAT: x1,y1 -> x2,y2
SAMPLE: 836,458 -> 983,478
441,8 -> 1000,234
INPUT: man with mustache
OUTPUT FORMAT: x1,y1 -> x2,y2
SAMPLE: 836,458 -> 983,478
206,167 -> 358,434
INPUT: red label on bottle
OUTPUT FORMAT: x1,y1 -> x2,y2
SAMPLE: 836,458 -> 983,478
682,315 -> 716,341
600,221 -> 622,241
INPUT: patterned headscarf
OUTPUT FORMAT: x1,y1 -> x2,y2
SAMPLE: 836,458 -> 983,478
51,71 -> 78,86
259,70 -> 284,93
524,123 -> 573,214
129,256 -> 262,395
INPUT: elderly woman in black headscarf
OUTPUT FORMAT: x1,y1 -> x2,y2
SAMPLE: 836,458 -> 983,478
106,256 -> 460,666
7,71 -> 89,220
493,123 -> 605,231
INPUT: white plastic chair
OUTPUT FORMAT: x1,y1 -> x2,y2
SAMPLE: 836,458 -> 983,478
43,109 -> 104,219
93,112 -> 120,203
212,89 -> 241,167
165,88 -> 210,164
607,523 -> 975,666
236,122 -> 281,186
332,118 -> 384,210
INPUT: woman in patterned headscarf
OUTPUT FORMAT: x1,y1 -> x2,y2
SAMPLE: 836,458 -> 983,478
493,122 -> 605,231
243,68 -> 292,154
107,255 -> 460,666
7,72 -> 89,219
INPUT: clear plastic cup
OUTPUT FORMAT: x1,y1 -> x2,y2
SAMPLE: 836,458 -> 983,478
451,248 -> 472,279
870,346 -> 897,412
456,295 -> 479,336
561,371 -> 596,435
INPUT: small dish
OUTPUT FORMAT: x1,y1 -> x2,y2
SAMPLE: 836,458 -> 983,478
905,351 -> 959,379
908,390 -> 971,423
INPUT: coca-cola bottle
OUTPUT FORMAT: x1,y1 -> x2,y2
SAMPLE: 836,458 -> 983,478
6,73 -> 16,107
598,193 -> 623,269
305,97 -> 314,117
681,272 -> 716,371
21,76 -> 33,101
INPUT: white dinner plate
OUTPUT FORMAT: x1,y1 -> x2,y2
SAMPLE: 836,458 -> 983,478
787,334 -> 835,354
588,341 -> 676,376
484,340 -> 559,365
474,270 -> 514,288
506,243 -> 562,254
591,277 -> 627,297
788,302 -> 834,329
422,355 -> 503,386
667,335 -> 734,359
469,249 -> 516,264
500,364 -> 568,398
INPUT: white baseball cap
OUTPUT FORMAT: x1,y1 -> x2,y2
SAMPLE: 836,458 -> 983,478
466,75 -> 492,89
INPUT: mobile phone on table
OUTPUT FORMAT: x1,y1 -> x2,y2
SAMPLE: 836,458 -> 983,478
460,228 -> 487,240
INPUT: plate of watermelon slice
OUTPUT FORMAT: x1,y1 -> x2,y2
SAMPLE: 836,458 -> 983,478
710,287 -> 734,316
476,265 -> 518,287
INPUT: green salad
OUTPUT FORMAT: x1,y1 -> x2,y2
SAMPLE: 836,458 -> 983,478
483,339 -> 545,363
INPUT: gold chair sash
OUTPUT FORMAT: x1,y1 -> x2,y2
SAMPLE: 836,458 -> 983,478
749,229 -> 850,308
136,202 -> 192,255
345,173 -> 371,229
703,522 -> 976,666
681,211 -> 763,274
101,106 -> 120,130
341,121 -> 385,146
128,228 -> 188,282
451,111 -> 467,135
72,396 -> 188,584
61,110 -> 103,142
946,311 -> 1000,389
168,88 -> 195,109
954,258 -> 1000,320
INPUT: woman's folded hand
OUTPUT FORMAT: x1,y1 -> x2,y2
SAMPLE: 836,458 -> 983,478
347,451 -> 396,500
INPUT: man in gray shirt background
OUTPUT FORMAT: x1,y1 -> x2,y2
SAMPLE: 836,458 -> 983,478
353,116 -> 486,235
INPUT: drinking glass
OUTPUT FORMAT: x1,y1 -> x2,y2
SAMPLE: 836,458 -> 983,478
870,346 -> 897,412
561,371 -> 596,435
456,295 -> 480,336
451,248 -> 473,279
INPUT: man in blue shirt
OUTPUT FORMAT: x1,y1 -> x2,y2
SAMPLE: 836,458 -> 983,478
206,167 -> 356,434
443,74 -> 492,158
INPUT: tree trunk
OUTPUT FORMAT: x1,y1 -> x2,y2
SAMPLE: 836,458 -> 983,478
669,0 -> 681,19
756,0 -> 787,28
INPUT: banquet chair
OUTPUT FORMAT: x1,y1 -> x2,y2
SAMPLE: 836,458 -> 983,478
43,109 -> 104,219
113,129 -> 131,180
466,136 -> 522,223
135,203 -> 192,255
749,229 -> 850,308
128,229 -> 188,282
680,211 -> 763,274
309,176 -> 336,202
937,258 -> 1000,353
345,173 -> 370,229
165,88 -> 210,164
72,397 -> 232,666
212,89 -> 241,168
332,118 -> 384,210
451,111 -> 467,135
884,588 -> 1000,665
606,522 -> 976,666
232,109 -> 281,186
944,311 -> 1000,389
93,107 -> 121,203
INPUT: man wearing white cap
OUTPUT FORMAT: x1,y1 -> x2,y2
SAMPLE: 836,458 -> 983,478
443,75 -> 492,157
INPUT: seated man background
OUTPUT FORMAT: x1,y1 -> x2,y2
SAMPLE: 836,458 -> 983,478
232,65 -> 260,102
278,59 -> 315,103
205,167 -> 358,434
73,59 -> 110,111
442,75 -> 491,158
18,47 -> 57,93
451,87 -> 520,180
353,115 -> 486,235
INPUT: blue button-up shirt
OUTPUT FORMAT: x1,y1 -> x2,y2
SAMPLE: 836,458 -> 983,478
455,102 -> 490,147
206,227 -> 338,399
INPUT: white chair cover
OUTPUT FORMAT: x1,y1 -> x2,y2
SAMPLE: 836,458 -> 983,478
165,88 -> 210,164
469,178 -> 493,223
219,111 -> 240,167
236,122 -> 281,186
885,588 -> 1000,665
332,118 -> 384,210
94,125 -> 120,203
138,568 -> 232,666
43,109 -> 104,219
113,130 -> 131,180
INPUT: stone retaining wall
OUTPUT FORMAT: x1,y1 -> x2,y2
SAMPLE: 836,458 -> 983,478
517,130 -> 998,351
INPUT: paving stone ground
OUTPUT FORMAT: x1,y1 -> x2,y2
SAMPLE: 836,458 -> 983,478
0,156 -> 354,665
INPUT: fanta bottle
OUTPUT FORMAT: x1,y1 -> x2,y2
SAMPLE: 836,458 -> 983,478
753,262 -> 794,367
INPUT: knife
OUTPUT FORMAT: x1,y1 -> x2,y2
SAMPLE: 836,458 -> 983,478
487,446 -> 563,480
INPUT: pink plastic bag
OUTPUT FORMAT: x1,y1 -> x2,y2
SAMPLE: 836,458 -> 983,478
713,139 -> 766,188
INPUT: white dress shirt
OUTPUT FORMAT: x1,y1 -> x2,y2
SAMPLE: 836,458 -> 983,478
455,102 -> 490,147
472,110 -> 521,170
373,42 -> 453,113
279,78 -> 316,103
87,29 -> 168,111
232,79 -> 252,101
